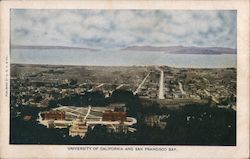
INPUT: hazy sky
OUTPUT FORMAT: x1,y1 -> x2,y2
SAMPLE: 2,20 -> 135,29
11,10 -> 236,49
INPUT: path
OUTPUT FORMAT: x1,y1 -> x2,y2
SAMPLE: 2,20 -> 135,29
134,72 -> 151,94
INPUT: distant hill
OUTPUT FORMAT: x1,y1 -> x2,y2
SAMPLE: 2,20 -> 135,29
11,45 -> 99,52
122,46 -> 236,54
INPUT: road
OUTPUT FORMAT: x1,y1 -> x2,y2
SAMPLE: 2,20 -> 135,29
108,84 -> 124,97
204,89 -> 219,103
116,84 -> 124,90
88,83 -> 104,92
84,105 -> 91,120
178,82 -> 186,95
111,84 -> 124,93
158,69 -> 165,99
134,72 -> 151,94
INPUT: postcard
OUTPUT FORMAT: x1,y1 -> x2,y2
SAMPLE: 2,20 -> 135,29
0,0 -> 249,159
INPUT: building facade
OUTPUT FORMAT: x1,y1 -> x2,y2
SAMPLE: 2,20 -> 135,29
40,110 -> 65,120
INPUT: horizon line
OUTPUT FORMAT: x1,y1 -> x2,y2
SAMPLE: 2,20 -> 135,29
11,62 -> 237,69
10,44 -> 237,50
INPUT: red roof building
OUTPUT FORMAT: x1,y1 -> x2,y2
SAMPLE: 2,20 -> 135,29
102,111 -> 127,122
41,110 -> 65,120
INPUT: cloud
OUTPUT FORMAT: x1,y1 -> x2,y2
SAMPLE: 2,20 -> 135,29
11,10 -> 236,49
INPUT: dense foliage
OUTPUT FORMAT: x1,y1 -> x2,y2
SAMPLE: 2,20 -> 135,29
10,91 -> 236,146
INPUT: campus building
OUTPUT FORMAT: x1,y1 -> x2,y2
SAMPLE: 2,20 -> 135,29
69,118 -> 88,138
40,110 -> 65,120
102,111 -> 127,122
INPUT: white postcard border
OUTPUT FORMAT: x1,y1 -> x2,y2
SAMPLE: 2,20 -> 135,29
0,1 -> 249,159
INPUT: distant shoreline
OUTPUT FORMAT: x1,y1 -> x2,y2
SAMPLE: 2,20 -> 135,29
11,45 -> 236,55
10,48 -> 236,68
10,63 -> 237,70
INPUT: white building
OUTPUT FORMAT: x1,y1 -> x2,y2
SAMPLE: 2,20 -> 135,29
69,118 -> 88,138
